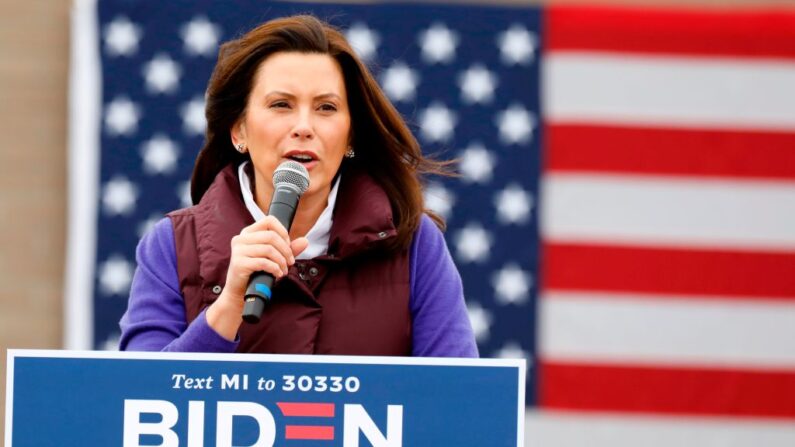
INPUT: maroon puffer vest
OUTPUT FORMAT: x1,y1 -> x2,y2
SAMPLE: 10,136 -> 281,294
168,165 -> 411,355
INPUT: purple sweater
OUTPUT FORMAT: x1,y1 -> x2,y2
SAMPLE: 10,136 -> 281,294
120,214 -> 478,357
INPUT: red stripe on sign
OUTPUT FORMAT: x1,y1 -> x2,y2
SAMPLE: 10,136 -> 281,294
543,243 -> 795,299
285,425 -> 335,440
546,124 -> 795,180
546,5 -> 795,60
277,402 -> 335,417
539,360 -> 795,418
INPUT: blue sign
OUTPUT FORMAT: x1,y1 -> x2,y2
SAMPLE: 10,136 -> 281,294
6,350 -> 524,446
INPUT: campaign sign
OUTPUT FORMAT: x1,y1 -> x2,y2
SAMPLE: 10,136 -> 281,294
5,350 -> 525,446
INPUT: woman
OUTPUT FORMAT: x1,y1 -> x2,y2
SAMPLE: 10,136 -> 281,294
120,15 -> 477,357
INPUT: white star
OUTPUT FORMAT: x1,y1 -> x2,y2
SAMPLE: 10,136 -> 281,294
494,183 -> 534,224
423,182 -> 455,220
104,16 -> 142,57
454,223 -> 493,263
98,255 -> 134,296
458,142 -> 496,184
141,134 -> 179,174
178,181 -> 192,208
381,61 -> 420,102
346,22 -> 380,61
142,54 -> 181,94
491,263 -> 533,305
497,24 -> 537,65
102,176 -> 138,216
418,102 -> 457,143
495,104 -> 536,145
493,342 -> 530,363
418,23 -> 458,64
181,16 -> 221,57
99,332 -> 121,351
104,97 -> 141,136
467,303 -> 493,343
181,97 -> 206,135
137,213 -> 164,238
458,64 -> 498,104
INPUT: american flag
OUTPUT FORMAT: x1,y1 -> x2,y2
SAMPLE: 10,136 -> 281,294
67,1 -> 795,444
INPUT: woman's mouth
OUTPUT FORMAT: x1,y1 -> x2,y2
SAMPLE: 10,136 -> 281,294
289,154 -> 313,162
284,151 -> 318,169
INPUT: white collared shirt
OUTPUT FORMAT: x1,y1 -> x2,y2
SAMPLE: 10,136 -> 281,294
238,161 -> 339,259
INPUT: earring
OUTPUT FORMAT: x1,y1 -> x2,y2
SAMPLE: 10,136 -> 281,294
235,143 -> 247,153
344,146 -> 355,159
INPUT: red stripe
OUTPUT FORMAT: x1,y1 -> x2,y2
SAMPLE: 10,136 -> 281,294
546,124 -> 795,180
285,425 -> 335,440
543,243 -> 795,299
277,402 -> 334,417
539,360 -> 795,418
546,6 -> 795,59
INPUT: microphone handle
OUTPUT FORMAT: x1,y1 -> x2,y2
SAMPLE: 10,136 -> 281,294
242,187 -> 300,324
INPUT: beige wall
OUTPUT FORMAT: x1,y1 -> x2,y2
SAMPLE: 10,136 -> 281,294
0,0 -> 70,439
1,0 -> 793,439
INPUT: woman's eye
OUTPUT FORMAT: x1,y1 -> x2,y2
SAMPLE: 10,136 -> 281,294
270,101 -> 290,109
318,103 -> 337,112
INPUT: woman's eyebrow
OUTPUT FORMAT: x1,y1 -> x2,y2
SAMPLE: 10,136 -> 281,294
264,90 -> 295,99
315,93 -> 342,101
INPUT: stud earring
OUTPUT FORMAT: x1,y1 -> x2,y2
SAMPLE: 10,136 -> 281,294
344,146 -> 355,159
235,143 -> 247,153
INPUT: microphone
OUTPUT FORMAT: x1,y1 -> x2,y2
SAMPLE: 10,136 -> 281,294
242,160 -> 310,323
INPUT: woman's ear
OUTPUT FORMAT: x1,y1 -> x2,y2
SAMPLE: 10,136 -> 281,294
231,120 -> 246,147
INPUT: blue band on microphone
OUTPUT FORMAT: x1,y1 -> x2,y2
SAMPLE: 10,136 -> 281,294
255,283 -> 272,299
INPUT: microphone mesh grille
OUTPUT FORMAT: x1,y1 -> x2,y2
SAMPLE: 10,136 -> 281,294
272,160 -> 310,194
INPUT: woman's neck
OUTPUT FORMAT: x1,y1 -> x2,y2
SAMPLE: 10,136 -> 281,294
288,189 -> 329,239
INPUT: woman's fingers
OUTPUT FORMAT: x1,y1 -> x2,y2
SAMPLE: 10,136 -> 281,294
290,237 -> 309,258
240,215 -> 289,241
236,243 -> 291,276
236,256 -> 286,279
234,230 -> 294,264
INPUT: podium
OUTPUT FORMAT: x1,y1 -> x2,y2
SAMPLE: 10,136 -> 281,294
5,350 -> 525,446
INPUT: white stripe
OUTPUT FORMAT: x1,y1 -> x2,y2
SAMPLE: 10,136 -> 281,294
541,173 -> 795,251
525,411 -> 795,447
544,52 -> 795,131
539,291 -> 795,368
64,0 -> 100,350
5,351 -> 15,447
7,349 -> 525,369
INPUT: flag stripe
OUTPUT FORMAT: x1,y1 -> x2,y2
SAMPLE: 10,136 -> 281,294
539,361 -> 795,418
544,53 -> 795,131
540,291 -> 795,367
546,124 -> 795,180
284,425 -> 335,440
541,174 -> 795,252
543,243 -> 795,299
546,6 -> 795,60
525,410 -> 795,447
536,4 -> 795,441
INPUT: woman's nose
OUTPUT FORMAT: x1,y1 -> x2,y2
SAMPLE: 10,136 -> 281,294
291,110 -> 314,140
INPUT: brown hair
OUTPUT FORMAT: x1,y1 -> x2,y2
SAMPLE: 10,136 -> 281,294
192,14 -> 449,250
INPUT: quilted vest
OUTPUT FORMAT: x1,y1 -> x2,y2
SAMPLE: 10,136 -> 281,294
168,165 -> 411,355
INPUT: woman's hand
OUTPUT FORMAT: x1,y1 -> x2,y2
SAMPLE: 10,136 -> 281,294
206,216 -> 309,340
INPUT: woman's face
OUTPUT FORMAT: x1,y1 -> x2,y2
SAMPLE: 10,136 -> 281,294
233,51 -> 351,204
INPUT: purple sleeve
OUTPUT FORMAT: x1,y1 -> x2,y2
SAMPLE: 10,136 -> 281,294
409,215 -> 479,357
119,218 -> 239,352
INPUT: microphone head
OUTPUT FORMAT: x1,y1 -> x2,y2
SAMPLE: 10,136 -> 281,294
272,160 -> 310,195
